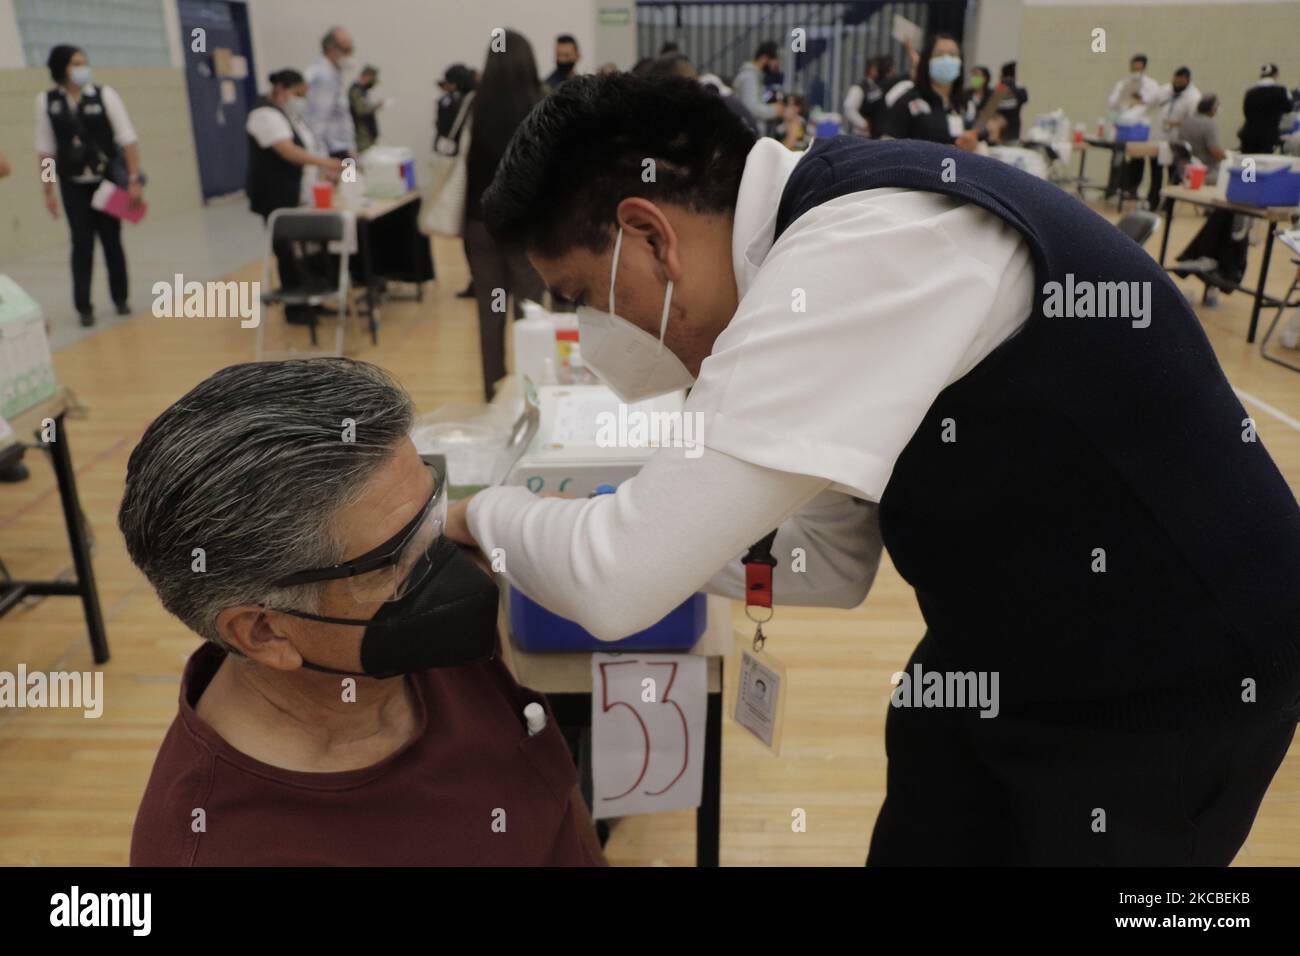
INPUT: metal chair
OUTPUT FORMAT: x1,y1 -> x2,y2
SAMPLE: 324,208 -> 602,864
1117,209 -> 1161,246
257,208 -> 353,359
1259,255 -> 1300,373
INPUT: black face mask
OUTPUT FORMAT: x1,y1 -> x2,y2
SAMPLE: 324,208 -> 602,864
275,537 -> 500,679
556,61 -> 576,76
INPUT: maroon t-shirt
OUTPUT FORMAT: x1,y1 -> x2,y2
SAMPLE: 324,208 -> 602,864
131,642 -> 604,866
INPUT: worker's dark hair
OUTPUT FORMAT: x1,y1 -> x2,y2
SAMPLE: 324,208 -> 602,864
659,41 -> 680,55
1197,93 -> 1218,114
1131,53 -> 1148,67
1000,60 -> 1016,80
556,33 -> 579,49
471,28 -> 542,214
916,32 -> 965,107
755,40 -> 779,61
47,44 -> 83,84
268,69 -> 304,89
1175,66 -> 1191,79
481,73 -> 757,258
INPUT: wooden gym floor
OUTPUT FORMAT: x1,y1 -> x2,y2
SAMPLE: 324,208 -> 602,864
1,201 -> 1297,866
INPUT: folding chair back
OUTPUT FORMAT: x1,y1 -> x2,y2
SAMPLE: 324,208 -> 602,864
257,208 -> 352,359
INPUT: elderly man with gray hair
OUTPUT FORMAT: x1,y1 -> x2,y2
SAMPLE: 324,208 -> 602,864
121,358 -> 605,866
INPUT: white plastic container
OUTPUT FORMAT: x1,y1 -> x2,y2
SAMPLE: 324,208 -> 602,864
359,146 -> 416,198
513,299 -> 559,386
410,403 -> 517,495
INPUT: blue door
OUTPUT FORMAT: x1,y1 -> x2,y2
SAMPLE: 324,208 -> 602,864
178,0 -> 257,200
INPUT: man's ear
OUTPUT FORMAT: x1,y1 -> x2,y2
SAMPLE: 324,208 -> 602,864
216,605 -> 305,671
616,197 -> 683,284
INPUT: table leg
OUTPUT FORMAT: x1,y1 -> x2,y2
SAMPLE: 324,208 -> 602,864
45,413 -> 109,664
1248,220 -> 1277,344
696,660 -> 723,868
1158,197 -> 1174,266
1076,149 -> 1088,198
1110,150 -> 1125,211
360,217 -> 378,344
416,198 -> 430,301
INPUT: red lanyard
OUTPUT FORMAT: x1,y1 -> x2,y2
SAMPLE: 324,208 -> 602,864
742,530 -> 778,648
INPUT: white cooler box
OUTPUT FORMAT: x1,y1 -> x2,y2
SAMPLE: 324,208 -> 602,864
359,146 -> 417,199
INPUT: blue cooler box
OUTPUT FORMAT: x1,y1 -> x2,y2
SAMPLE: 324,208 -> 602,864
510,586 -> 706,652
815,117 -> 841,138
1226,163 -> 1300,207
1114,122 -> 1149,143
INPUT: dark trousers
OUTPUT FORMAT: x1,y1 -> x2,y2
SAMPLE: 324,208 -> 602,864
1178,209 -> 1250,288
60,179 -> 127,314
867,634 -> 1297,865
463,217 -> 545,402
1106,156 -> 1145,197
1147,156 -> 1182,208
1147,156 -> 1164,207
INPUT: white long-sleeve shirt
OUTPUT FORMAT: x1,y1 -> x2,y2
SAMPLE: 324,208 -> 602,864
303,56 -> 355,154
470,446 -> 881,641
1108,72 -> 1160,124
1152,82 -> 1202,142
468,138 -> 1035,641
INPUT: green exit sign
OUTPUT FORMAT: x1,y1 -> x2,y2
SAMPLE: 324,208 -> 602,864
599,7 -> 630,25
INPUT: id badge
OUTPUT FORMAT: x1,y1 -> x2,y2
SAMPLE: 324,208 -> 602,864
732,627 -> 787,755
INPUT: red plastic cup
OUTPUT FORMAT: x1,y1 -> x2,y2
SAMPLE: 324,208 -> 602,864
1185,164 -> 1206,190
1073,128 -> 1084,144
312,181 -> 333,208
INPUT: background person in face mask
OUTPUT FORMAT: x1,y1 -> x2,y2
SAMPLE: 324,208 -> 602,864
544,33 -> 582,93
732,40 -> 786,130
304,26 -> 358,158
875,33 -> 977,150
35,44 -> 144,327
1105,53 -> 1159,200
1149,66 -> 1200,208
962,65 -> 992,129
348,65 -> 386,153
245,69 -> 343,327
120,358 -> 606,867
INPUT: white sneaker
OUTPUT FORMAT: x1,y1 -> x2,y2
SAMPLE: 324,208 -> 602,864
1173,256 -> 1217,273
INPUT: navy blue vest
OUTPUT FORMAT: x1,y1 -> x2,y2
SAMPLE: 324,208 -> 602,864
246,97 -> 305,219
46,86 -> 118,180
774,136 -> 1300,728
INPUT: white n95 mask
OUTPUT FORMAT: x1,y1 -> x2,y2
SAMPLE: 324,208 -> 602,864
576,228 -> 696,404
